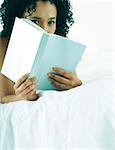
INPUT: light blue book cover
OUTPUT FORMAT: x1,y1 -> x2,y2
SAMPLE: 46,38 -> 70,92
29,32 -> 86,91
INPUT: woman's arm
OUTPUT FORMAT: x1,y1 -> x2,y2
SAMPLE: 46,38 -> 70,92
0,73 -> 17,103
1,94 -> 22,104
0,73 -> 39,104
0,72 -> 39,104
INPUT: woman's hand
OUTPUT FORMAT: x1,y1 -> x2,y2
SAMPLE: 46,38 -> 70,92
13,73 -> 38,100
47,67 -> 82,91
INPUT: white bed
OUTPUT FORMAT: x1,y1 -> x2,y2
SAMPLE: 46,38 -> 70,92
0,1 -> 114,150
0,75 -> 114,150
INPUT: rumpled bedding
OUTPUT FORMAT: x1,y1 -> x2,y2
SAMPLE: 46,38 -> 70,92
0,75 -> 114,150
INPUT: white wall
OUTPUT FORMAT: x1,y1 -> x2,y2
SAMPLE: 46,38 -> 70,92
69,0 -> 112,59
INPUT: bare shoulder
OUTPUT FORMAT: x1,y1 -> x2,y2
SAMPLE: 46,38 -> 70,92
0,35 -> 15,97
0,35 -> 9,69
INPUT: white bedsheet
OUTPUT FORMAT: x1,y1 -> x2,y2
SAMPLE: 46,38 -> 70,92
0,75 -> 114,150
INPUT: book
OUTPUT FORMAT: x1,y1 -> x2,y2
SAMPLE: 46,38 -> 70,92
1,17 -> 86,91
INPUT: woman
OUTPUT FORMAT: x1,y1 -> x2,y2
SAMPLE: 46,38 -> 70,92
0,0 -> 82,103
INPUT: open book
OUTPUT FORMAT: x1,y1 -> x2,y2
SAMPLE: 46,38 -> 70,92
1,17 -> 86,91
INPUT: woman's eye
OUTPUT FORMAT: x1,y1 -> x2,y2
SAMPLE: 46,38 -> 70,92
48,21 -> 55,25
31,20 -> 39,24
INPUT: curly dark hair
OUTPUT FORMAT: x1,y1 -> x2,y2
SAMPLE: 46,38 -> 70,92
0,0 -> 74,37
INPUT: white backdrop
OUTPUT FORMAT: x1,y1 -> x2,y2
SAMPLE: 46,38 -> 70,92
70,0 -> 112,58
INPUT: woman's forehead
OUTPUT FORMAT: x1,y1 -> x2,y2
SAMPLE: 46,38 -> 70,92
30,1 -> 57,19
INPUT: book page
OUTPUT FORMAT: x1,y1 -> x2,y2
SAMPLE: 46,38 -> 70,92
1,17 -> 43,82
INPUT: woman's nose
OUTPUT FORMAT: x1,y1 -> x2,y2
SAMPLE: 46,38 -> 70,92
40,23 -> 49,32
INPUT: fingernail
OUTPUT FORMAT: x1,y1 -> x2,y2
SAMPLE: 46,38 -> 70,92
33,78 -> 37,82
48,77 -> 51,80
47,73 -> 51,76
33,77 -> 37,80
29,77 -> 37,82
52,67 -> 56,70
26,73 -> 30,76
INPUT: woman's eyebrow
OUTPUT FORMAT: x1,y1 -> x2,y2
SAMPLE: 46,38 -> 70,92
31,16 -> 41,20
32,16 -> 56,20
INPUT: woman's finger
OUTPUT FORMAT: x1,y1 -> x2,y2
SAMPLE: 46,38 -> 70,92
48,78 -> 69,90
16,80 -> 33,93
29,88 -> 37,96
48,73 -> 70,84
14,73 -> 30,89
52,67 -> 73,80
24,84 -> 37,95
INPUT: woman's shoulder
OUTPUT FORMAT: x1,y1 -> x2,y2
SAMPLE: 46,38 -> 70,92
0,35 -> 9,50
0,32 -> 9,45
0,32 -> 9,70
0,31 -> 9,49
